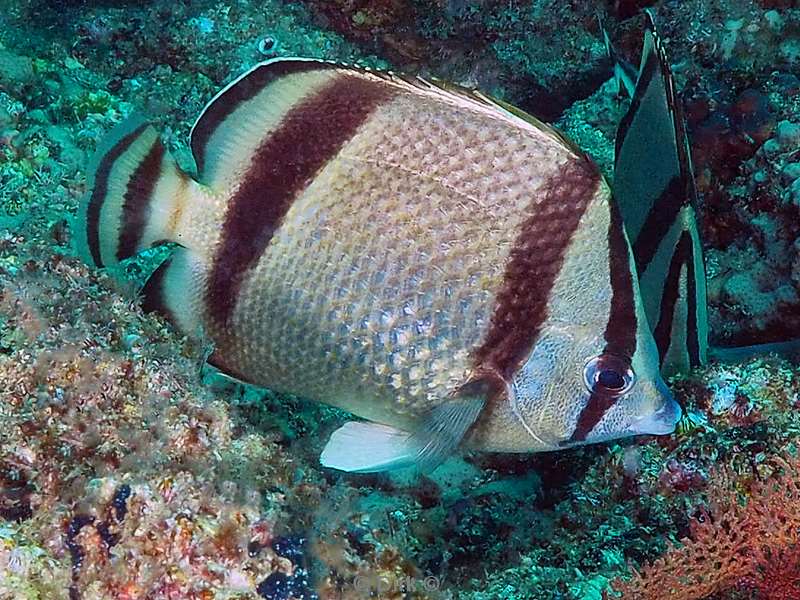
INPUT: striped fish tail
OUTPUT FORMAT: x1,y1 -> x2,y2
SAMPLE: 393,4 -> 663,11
612,10 -> 709,376
74,115 -> 191,268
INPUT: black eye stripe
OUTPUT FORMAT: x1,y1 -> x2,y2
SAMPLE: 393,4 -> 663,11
571,354 -> 635,442
569,391 -> 618,442
566,202 -> 640,445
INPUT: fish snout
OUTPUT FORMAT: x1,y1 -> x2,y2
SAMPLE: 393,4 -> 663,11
629,379 -> 681,436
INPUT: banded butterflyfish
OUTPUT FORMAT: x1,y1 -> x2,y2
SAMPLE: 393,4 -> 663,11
609,9 -> 709,377
75,19 -> 696,472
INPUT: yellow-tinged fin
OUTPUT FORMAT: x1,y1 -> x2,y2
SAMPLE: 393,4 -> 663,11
613,10 -> 708,376
74,115 -> 193,268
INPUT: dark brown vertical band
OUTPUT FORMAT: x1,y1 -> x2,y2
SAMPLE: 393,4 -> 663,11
569,391 -> 618,443
116,140 -> 165,262
569,202 -> 638,442
191,60 -> 338,176
631,176 -> 684,275
603,202 -> 638,359
205,74 -> 394,327
653,231 -> 690,364
472,156 -> 600,379
141,255 -> 175,322
86,124 -> 149,267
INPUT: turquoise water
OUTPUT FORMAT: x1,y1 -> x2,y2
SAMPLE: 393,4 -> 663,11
1,1 -> 800,599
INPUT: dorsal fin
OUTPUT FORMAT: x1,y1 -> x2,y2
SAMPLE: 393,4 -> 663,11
188,58 -> 421,189
189,58 -> 343,189
189,57 -> 587,191
613,10 -> 708,376
598,13 -> 637,99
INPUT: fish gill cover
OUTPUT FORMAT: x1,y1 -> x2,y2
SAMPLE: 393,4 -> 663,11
0,1 -> 799,599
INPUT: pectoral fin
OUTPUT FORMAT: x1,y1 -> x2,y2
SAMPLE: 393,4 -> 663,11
320,422 -> 417,472
320,393 -> 485,473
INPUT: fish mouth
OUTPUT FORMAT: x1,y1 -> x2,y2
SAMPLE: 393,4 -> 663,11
629,380 -> 682,436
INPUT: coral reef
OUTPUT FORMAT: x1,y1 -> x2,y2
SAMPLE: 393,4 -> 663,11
302,0 -> 608,120
608,456 -> 800,599
0,229 -> 292,598
0,0 -> 799,599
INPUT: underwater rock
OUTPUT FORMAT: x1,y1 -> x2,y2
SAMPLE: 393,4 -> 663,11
0,47 -> 35,90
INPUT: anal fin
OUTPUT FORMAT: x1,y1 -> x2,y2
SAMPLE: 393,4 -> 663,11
141,247 -> 207,339
321,394 -> 485,473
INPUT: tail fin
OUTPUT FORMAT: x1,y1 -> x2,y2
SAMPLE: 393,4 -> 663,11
598,13 -> 638,99
74,115 -> 191,268
612,10 -> 709,376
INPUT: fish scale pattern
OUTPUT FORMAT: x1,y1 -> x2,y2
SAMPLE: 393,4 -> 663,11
473,158 -> 601,379
212,85 -> 576,429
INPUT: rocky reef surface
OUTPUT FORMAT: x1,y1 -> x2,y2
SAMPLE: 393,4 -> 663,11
1,1 -> 799,599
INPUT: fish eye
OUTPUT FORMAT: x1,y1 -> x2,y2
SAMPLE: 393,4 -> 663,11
583,354 -> 635,396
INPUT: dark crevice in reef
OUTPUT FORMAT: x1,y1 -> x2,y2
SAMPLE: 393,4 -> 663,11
514,57 -> 615,123
0,471 -> 34,523
34,0 -> 157,7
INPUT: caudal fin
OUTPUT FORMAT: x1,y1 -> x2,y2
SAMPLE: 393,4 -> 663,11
613,10 -> 709,376
598,13 -> 638,99
74,115 -> 191,268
